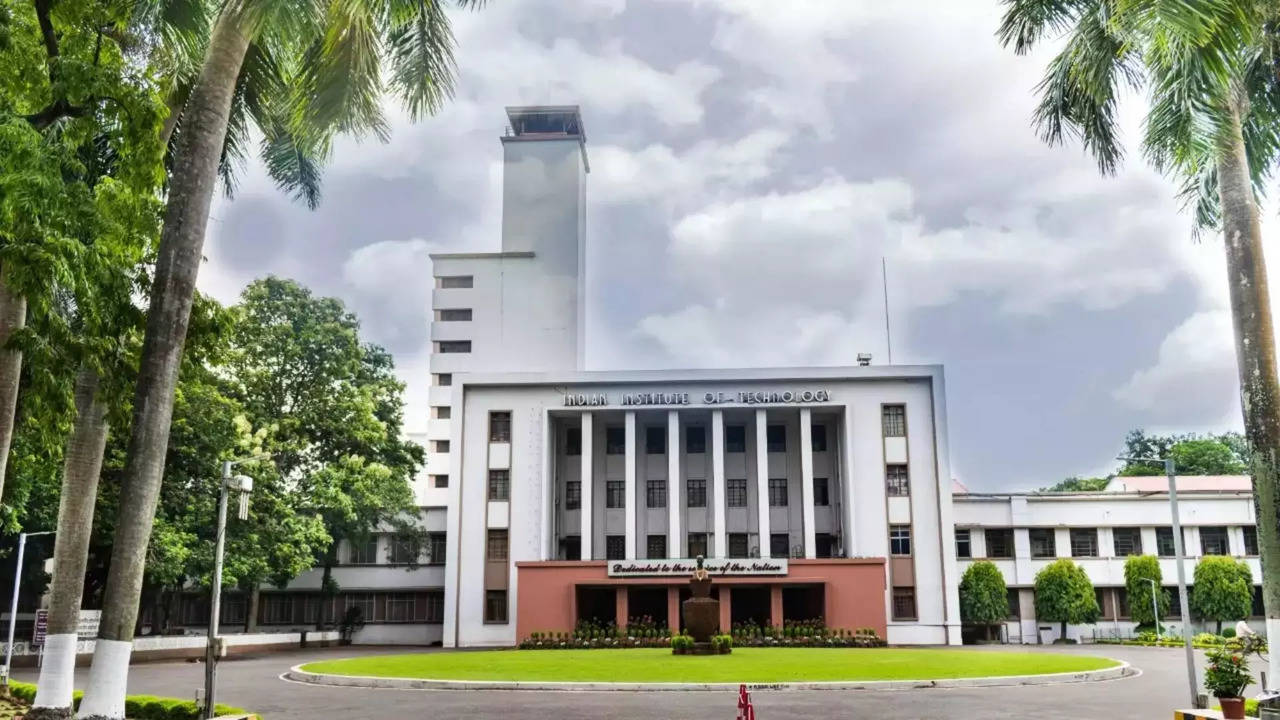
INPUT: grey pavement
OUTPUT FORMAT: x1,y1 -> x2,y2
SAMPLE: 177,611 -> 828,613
15,643 -> 1213,719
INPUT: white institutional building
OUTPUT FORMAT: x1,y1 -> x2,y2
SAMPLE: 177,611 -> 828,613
206,106 -> 1263,648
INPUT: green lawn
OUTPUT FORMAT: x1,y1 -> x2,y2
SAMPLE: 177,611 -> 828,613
300,648 -> 1120,683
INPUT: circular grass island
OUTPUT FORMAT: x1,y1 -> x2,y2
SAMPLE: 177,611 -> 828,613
298,648 -> 1123,687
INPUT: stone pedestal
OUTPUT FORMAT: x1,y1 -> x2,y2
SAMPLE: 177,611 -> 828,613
682,596 -> 719,643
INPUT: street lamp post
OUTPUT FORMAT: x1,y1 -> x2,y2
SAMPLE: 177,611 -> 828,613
1118,456 -> 1198,708
203,459 -> 257,719
2,531 -> 53,687
1144,577 -> 1161,641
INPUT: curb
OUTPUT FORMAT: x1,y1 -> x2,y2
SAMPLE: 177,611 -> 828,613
282,659 -> 1135,692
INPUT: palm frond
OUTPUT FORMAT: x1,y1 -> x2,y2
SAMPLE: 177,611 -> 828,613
260,122 -> 327,209
1030,2 -> 1137,174
384,0 -> 458,120
1176,159 -> 1220,233
290,0 -> 388,144
997,0 -> 1090,53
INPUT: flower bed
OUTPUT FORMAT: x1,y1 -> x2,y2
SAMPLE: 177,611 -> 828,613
519,617 -> 884,650
5,680 -> 259,719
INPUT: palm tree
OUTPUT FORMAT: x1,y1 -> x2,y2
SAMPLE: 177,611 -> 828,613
998,0 -> 1280,685
77,1 -> 481,717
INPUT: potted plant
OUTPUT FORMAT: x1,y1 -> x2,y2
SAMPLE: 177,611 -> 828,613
1205,648 -> 1252,719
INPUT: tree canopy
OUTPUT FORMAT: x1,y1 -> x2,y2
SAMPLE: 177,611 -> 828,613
1191,556 -> 1254,634
959,561 -> 1010,636
1034,558 -> 1099,641
1118,430 -> 1247,476
1124,555 -> 1170,628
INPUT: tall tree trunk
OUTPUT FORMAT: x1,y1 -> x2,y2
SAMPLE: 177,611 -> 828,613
77,10 -> 253,720
1217,98 -> 1280,691
0,264 -> 26,503
29,367 -> 108,720
244,585 -> 259,633
316,559 -> 334,631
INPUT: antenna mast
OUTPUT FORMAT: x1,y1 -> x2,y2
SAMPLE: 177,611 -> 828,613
882,257 -> 893,365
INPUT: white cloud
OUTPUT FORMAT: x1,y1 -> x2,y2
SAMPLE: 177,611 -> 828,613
1113,310 -> 1240,425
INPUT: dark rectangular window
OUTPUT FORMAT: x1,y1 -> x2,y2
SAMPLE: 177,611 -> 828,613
727,479 -> 748,507
1201,526 -> 1229,555
439,275 -> 473,289
565,427 -> 581,455
489,412 -> 511,442
686,426 -> 706,453
647,534 -> 667,559
985,529 -> 1014,558
606,535 -> 625,560
425,592 -> 445,623
486,529 -> 508,561
606,427 -> 625,454
488,470 -> 510,501
437,340 -> 471,354
892,588 -> 917,620
882,405 -> 906,437
427,533 -> 446,565
955,529 -> 971,559
350,537 -> 378,564
1244,526 -> 1259,555
811,425 -> 827,452
688,533 -> 708,558
390,536 -> 417,564
1029,528 -> 1056,558
484,590 -> 507,623
1113,528 -> 1142,556
564,480 -> 581,510
770,533 -> 790,558
890,525 -> 911,556
432,440 -> 450,453
1117,587 -> 1131,618
438,308 -> 472,321
686,478 -> 706,507
766,425 -> 786,452
725,425 -> 746,453
1254,586 -> 1265,616
886,465 -> 909,496
728,533 -> 749,558
1007,588 -> 1020,619
606,480 -> 625,508
815,533 -> 835,558
768,478 -> 788,506
344,593 -> 375,622
647,479 -> 667,508
431,474 -> 448,488
1070,528 -> 1098,557
386,593 -> 415,622
432,406 -> 451,419
435,373 -> 452,386
1156,527 -> 1177,556
813,478 -> 829,506
645,426 -> 666,454
560,535 -> 581,561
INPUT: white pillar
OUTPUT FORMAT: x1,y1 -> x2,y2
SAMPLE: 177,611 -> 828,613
755,408 -> 771,558
624,410 -> 637,560
580,412 -> 594,560
799,408 -> 817,559
667,410 -> 681,558
711,410 -> 727,558
841,406 -> 857,557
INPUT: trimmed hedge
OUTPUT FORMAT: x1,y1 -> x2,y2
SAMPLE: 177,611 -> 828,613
7,680 -> 260,719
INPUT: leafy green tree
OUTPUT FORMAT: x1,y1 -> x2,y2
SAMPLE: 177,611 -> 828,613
222,277 -> 423,623
1124,555 -> 1170,629
87,4 -> 481,708
1170,440 -> 1247,476
959,561 -> 1010,640
1034,559 -> 1099,642
998,0 -> 1280,678
1118,432 -> 1246,476
1041,476 -> 1109,492
1192,556 -> 1254,635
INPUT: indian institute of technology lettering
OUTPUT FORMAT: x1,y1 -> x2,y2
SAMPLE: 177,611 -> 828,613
562,389 -> 832,407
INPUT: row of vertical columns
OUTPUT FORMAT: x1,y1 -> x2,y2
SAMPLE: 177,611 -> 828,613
711,410 -> 727,557
580,412 -> 594,560
799,408 -> 817,559
624,410 -> 637,559
754,409 -> 771,558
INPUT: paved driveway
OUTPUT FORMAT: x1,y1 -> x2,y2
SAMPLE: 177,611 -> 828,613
16,643 -> 1211,719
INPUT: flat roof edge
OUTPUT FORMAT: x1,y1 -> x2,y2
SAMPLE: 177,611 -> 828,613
429,251 -> 536,260
453,365 -> 945,387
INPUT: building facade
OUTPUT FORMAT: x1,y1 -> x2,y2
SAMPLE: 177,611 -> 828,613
231,105 -> 1261,648
953,476 -> 1262,643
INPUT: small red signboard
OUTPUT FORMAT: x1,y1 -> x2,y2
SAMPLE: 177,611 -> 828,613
32,609 -> 48,647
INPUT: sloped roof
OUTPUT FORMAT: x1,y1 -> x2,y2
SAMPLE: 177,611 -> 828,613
1103,475 -> 1252,493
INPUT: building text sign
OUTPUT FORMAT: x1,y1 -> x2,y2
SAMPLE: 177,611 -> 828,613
607,558 -> 788,578
564,389 -> 831,407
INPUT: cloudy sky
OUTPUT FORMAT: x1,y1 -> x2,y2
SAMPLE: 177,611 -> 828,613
198,0 -> 1265,492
